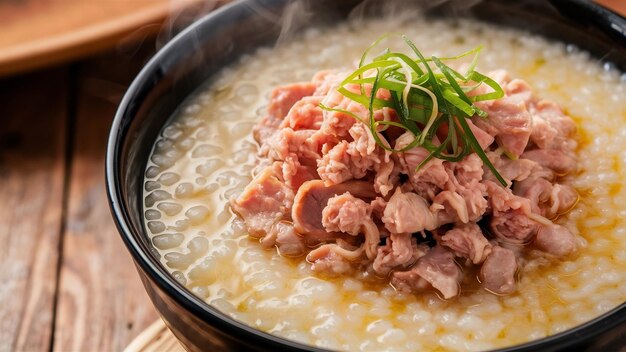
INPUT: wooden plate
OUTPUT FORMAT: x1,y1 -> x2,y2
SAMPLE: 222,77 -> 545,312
0,0 -> 208,77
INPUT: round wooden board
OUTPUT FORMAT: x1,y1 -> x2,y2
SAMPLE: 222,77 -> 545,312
0,0 -> 207,77
125,319 -> 185,352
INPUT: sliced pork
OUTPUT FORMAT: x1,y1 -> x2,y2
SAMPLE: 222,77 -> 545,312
485,150 -> 540,183
513,177 -> 552,216
322,193 -> 380,259
425,154 -> 490,225
372,234 -> 425,277
382,188 -> 437,234
263,128 -> 319,166
279,158 -> 317,190
391,246 -> 462,299
480,245 -> 517,295
307,243 -> 363,275
440,223 -> 492,264
395,132 -> 449,200
268,82 -> 317,120
231,167 -> 294,239
254,82 -> 317,144
262,221 -> 306,257
485,181 -> 538,244
467,119 -> 495,150
529,100 -> 577,151
473,86 -> 532,157
514,178 -> 578,219
534,224 -> 578,257
317,122 -> 389,186
432,190 -> 470,224
292,180 -> 376,243
235,68 -> 581,300
280,96 -> 324,131
521,149 -> 577,175
547,184 -> 578,218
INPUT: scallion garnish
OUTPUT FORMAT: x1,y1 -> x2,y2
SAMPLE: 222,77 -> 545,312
319,34 -> 507,186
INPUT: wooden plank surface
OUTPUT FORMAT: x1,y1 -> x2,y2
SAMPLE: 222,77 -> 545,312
52,49 -> 158,351
0,69 -> 68,352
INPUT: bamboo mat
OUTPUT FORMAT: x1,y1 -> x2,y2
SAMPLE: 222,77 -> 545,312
124,320 -> 184,352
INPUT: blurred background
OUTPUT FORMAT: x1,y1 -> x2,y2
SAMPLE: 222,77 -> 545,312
0,0 -> 623,351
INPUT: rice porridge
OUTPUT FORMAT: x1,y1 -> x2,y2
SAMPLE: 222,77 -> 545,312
142,18 -> 626,351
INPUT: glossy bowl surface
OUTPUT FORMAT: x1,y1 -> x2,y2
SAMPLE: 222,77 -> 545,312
106,1 -> 626,351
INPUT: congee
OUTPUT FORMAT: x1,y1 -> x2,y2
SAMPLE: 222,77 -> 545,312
143,18 -> 626,351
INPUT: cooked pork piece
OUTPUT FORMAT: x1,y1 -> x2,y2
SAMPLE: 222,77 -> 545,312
236,66 -> 580,299
322,192 -> 380,259
521,149 -> 577,175
372,234 -> 426,277
472,77 -> 533,158
514,177 -> 578,218
528,100 -> 577,151
292,180 -> 376,242
480,245 -> 518,295
382,187 -> 437,234
440,223 -> 492,264
534,224 -> 578,257
254,82 -> 317,144
484,180 -> 538,243
391,246 -> 463,299
231,167 -> 294,239
307,243 -> 363,275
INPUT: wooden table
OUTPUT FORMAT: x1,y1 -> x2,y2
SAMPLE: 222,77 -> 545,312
0,44 -> 160,352
1,1 -> 624,351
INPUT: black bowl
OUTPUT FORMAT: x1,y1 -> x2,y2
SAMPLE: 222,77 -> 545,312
106,0 -> 626,351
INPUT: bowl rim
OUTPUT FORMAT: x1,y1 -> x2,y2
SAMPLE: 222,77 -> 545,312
105,0 -> 626,351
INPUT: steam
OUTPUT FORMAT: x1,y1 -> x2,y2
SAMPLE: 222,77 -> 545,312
89,0 -> 490,108
245,0 -> 484,49
349,0 -> 484,23
244,0 -> 315,47
116,24 -> 161,58
155,0 -> 221,51
117,0 -> 487,72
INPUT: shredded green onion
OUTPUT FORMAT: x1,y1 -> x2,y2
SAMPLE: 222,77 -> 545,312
319,34 -> 507,186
